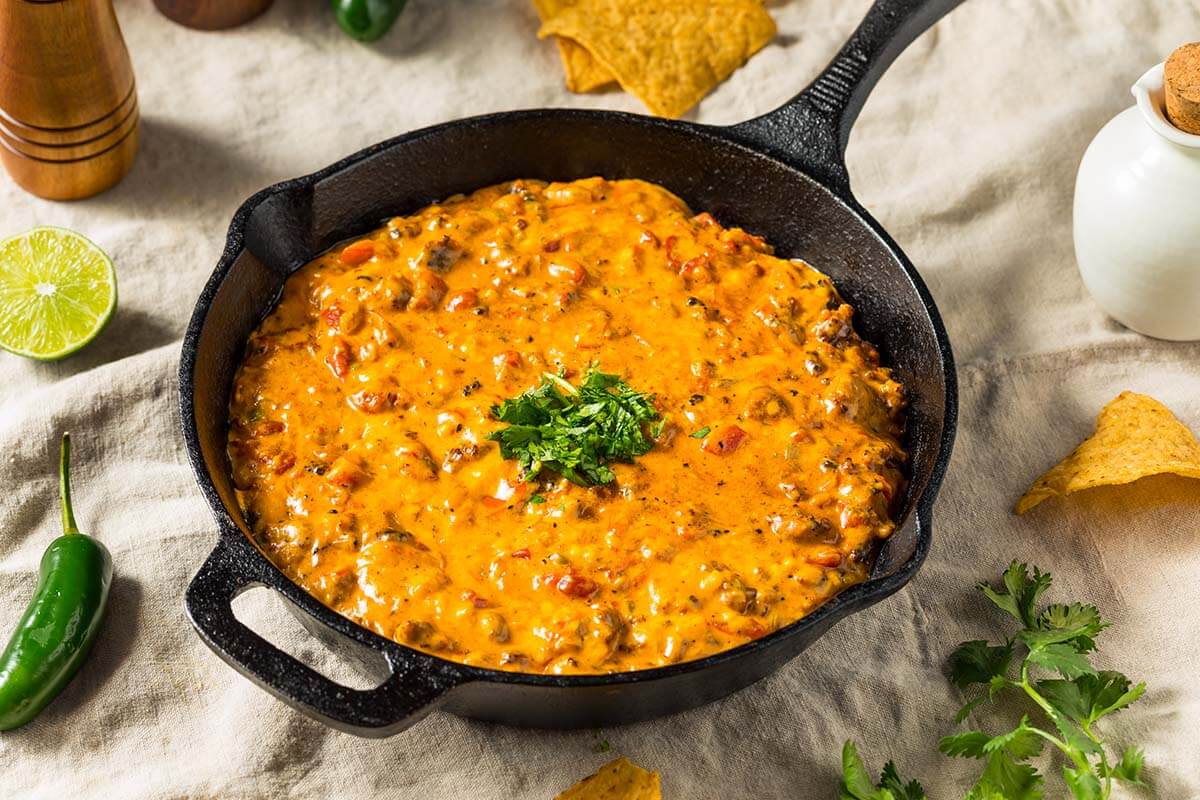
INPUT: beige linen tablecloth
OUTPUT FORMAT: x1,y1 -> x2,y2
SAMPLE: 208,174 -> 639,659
1,1 -> 1198,797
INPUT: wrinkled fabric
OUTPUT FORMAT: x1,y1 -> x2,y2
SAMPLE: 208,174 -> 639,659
0,1 -> 1198,797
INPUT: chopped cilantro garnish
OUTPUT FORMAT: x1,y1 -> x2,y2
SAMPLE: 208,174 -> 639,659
528,494 -> 546,505
689,426 -> 711,439
488,368 -> 659,486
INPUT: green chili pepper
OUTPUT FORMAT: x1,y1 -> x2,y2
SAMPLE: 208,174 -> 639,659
0,434 -> 112,731
331,0 -> 407,42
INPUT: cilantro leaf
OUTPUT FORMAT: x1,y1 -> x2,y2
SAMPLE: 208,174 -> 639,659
489,369 -> 659,486
840,741 -> 884,800
1043,704 -> 1102,755
840,742 -> 927,800
940,720 -> 1044,763
879,762 -> 928,800
1020,604 -> 1107,652
939,730 -> 990,759
689,426 -> 711,439
987,674 -> 1010,699
1025,642 -> 1097,680
1105,747 -> 1146,786
979,561 -> 1052,628
955,694 -> 987,724
949,640 -> 1013,689
1040,603 -> 1105,636
1092,679 -> 1146,721
967,752 -> 1044,800
1062,767 -> 1103,800
1037,672 -> 1143,726
982,717 -> 1044,761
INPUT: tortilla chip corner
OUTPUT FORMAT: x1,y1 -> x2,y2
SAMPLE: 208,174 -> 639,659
556,757 -> 662,800
1016,391 -> 1200,514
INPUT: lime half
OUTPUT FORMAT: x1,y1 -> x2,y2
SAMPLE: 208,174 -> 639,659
0,227 -> 117,360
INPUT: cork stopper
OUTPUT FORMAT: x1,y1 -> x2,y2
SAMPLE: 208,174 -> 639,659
1164,43 -> 1200,135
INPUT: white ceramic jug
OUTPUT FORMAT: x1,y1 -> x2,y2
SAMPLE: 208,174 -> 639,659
1074,62 -> 1200,341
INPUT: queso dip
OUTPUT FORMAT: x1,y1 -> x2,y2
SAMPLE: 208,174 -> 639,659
227,177 -> 906,674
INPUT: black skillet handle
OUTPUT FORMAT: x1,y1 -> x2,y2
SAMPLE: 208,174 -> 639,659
185,533 -> 460,737
729,0 -> 965,197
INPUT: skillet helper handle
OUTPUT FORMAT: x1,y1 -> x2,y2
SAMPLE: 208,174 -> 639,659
185,535 -> 455,737
731,0 -> 966,195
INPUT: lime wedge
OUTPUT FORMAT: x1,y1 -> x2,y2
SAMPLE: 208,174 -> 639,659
0,227 -> 117,360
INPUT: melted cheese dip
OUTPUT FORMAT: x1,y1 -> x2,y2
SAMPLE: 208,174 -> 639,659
228,177 -> 906,674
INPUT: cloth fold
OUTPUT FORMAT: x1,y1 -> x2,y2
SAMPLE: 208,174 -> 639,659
0,0 -> 1197,796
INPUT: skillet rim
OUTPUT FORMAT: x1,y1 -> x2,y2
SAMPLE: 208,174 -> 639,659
179,105 -> 959,692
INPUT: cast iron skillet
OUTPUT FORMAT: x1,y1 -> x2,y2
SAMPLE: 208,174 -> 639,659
181,0 -> 962,737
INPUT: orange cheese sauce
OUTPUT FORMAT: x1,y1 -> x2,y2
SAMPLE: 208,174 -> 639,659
228,178 -> 906,674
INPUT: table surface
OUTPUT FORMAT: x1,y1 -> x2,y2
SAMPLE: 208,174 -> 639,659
1,1 -> 1198,797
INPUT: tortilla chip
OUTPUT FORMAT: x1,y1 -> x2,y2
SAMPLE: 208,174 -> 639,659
538,0 -> 777,118
555,757 -> 662,800
1016,392 -> 1200,514
531,0 -> 617,93
559,37 -> 618,93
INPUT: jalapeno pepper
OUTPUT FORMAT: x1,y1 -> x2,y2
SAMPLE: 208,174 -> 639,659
0,434 -> 112,731
331,0 -> 407,42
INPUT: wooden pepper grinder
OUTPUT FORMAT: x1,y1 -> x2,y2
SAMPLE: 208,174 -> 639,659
1164,43 -> 1200,135
0,0 -> 139,201
153,0 -> 274,30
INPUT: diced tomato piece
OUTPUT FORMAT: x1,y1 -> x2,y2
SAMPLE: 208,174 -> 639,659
708,620 -> 737,636
325,457 -> 363,488
462,590 -> 490,609
741,620 -> 768,639
547,261 -> 587,285
494,350 -> 521,368
325,340 -> 350,379
481,495 -> 507,510
664,235 -> 680,269
321,304 -> 343,330
806,549 -> 843,568
445,290 -> 478,311
349,390 -> 390,414
556,574 -> 598,599
702,425 -> 747,455
839,505 -> 867,529
339,241 -> 375,265
409,272 -> 447,310
510,548 -> 531,559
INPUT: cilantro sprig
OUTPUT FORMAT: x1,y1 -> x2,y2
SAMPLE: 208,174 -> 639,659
488,368 -> 660,486
841,742 -> 928,800
841,562 -> 1147,800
